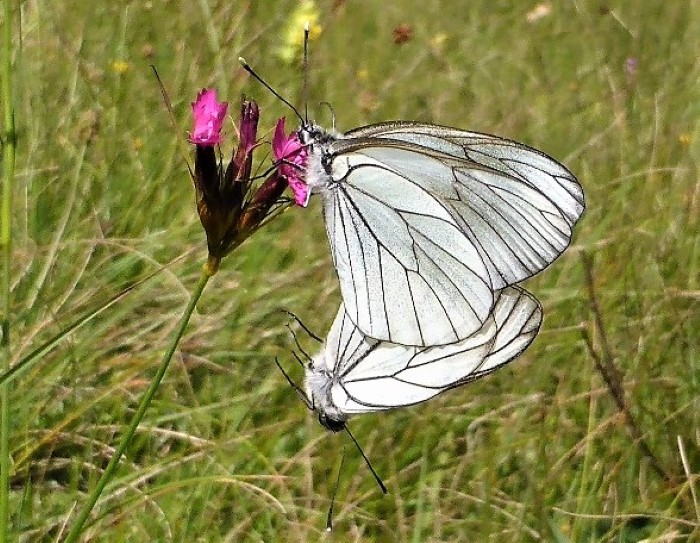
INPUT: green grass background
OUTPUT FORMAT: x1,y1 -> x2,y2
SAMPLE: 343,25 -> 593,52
5,0 -> 699,540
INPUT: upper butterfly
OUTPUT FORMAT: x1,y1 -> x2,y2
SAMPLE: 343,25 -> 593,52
241,58 -> 585,347
292,120 -> 584,347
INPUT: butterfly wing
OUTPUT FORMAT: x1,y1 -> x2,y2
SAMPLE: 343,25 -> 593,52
341,122 -> 585,289
454,285 -> 542,385
328,286 -> 542,414
319,303 -> 378,374
321,146 -> 495,346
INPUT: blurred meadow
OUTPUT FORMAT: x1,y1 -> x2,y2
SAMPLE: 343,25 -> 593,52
3,0 -> 699,541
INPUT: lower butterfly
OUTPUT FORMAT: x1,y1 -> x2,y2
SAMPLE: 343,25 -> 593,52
300,285 -> 542,432
279,276 -> 542,529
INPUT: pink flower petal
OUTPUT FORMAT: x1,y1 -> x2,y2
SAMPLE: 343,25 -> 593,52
288,177 -> 310,207
272,117 -> 288,160
272,117 -> 309,207
189,88 -> 228,146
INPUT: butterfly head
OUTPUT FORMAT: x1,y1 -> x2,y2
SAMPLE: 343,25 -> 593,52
318,412 -> 346,433
298,122 -> 337,147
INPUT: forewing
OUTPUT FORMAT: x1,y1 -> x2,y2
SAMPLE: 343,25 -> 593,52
322,150 -> 494,346
341,122 -> 584,289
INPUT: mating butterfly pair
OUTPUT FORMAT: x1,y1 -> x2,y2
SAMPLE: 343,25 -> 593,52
284,120 -> 583,431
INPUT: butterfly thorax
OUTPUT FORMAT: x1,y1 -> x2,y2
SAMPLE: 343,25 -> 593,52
298,123 -> 340,192
305,353 -> 348,431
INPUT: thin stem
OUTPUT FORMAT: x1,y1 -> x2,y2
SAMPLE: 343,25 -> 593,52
0,0 -> 16,539
63,270 -> 211,543
580,253 -> 671,483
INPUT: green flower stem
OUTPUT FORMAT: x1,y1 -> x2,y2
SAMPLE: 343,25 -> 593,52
0,0 -> 16,540
64,270 -> 211,543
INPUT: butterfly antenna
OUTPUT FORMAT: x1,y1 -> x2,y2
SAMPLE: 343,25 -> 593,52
326,446 -> 346,532
150,66 -> 194,179
344,426 -> 388,494
281,308 -> 323,343
238,57 -> 305,125
275,357 -> 313,410
303,22 -> 310,124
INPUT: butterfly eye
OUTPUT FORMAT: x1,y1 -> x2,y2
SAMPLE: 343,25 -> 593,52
318,413 -> 345,433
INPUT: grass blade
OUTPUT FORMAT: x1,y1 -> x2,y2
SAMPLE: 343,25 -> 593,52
0,0 -> 17,540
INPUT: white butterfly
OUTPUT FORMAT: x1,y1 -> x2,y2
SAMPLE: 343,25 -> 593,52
303,286 -> 542,432
297,121 -> 584,347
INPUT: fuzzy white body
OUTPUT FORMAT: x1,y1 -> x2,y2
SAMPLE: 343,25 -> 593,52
298,124 -> 342,194
303,145 -> 334,193
305,349 -> 348,426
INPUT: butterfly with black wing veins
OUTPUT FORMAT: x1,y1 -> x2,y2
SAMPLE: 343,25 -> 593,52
279,286 -> 542,502
241,44 -> 583,349
305,286 -> 542,431
299,121 -> 582,347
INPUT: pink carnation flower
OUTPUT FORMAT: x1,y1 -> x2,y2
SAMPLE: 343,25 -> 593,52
189,88 -> 228,146
272,118 -> 309,207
